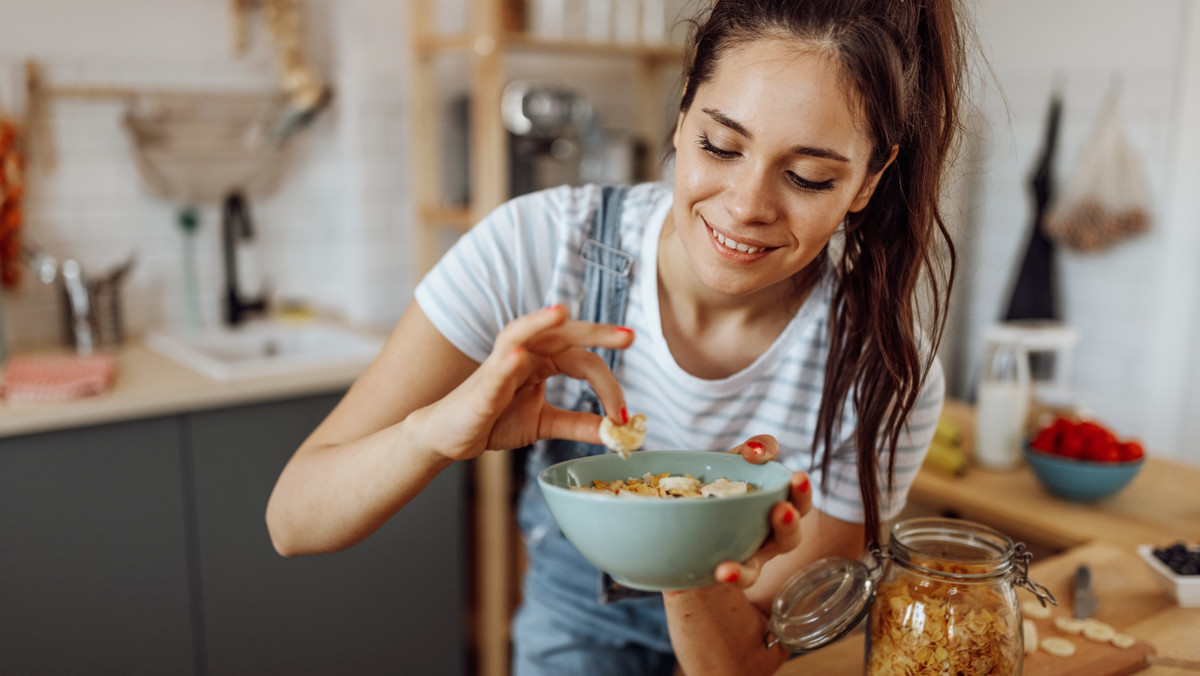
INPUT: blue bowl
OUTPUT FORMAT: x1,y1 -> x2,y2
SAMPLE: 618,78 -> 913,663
538,450 -> 793,591
1023,446 -> 1144,502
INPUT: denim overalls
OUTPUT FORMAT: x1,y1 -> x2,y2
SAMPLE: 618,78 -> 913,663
510,186 -> 677,676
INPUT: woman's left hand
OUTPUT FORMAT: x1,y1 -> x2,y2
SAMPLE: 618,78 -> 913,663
716,436 -> 813,589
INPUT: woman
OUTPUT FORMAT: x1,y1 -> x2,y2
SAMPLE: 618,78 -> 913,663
267,0 -> 966,674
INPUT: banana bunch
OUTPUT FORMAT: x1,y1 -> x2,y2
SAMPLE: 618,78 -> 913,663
923,414 -> 967,476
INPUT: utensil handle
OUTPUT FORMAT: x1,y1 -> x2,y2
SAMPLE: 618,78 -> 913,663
1149,655 -> 1200,671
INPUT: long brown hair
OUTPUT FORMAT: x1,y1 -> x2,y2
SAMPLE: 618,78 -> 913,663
679,0 -> 965,544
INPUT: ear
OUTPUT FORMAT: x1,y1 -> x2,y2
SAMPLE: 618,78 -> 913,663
848,145 -> 899,213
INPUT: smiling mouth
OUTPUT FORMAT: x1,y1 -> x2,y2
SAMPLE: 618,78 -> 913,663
708,226 -> 770,254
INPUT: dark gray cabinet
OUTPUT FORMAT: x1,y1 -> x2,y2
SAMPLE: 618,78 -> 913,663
188,394 -> 466,676
0,392 -> 467,676
0,416 -> 195,675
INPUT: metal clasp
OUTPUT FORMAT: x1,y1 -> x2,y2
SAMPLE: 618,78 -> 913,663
867,540 -> 889,574
1012,542 -> 1058,607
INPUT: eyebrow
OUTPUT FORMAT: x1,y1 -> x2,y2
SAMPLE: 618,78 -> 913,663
701,107 -> 851,164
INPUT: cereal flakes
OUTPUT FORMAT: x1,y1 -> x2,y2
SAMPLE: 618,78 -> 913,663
867,558 -> 1022,676
574,472 -> 752,499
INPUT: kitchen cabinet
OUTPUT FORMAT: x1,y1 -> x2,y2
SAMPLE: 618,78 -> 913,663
0,416 -> 195,675
189,394 -> 466,676
407,4 -> 682,674
0,392 -> 467,676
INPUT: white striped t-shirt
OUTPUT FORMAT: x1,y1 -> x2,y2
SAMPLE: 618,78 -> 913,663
414,182 -> 944,524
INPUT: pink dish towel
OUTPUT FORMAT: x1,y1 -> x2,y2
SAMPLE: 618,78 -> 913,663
0,354 -> 118,405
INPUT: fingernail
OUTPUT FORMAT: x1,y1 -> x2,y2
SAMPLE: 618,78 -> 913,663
621,406 -> 629,425
615,326 -> 633,335
782,508 -> 795,525
799,477 -> 810,493
723,569 -> 739,584
747,441 -> 764,456
545,304 -> 563,313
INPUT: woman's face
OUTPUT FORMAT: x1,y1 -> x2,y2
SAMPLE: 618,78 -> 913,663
670,38 -> 892,299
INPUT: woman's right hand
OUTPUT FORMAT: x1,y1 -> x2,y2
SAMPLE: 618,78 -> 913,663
417,304 -> 635,462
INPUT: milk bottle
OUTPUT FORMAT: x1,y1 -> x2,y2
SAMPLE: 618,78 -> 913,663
975,332 -> 1031,471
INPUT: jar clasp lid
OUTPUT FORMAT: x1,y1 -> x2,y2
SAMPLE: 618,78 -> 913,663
1013,542 -> 1058,608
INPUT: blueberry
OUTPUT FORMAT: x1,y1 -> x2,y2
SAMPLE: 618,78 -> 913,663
1153,542 -> 1200,576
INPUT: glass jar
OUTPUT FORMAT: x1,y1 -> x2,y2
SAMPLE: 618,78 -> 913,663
767,518 -> 1055,663
865,518 -> 1033,676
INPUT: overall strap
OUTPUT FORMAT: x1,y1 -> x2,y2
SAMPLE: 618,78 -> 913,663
578,186 -> 659,603
579,185 -> 634,374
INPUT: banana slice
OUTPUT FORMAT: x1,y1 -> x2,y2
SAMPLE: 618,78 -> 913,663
1053,616 -> 1085,635
600,413 -> 647,458
1021,599 -> 1053,620
1111,633 -> 1137,649
1082,620 -> 1116,643
699,477 -> 750,498
1023,619 -> 1039,655
1040,636 -> 1077,658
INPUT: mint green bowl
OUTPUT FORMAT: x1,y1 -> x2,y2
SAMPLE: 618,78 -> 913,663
538,450 -> 793,591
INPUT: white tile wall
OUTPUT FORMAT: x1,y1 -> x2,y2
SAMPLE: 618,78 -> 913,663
957,0 -> 1200,461
0,0 -> 414,348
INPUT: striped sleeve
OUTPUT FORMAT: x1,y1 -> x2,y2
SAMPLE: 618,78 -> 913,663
815,357 -> 946,524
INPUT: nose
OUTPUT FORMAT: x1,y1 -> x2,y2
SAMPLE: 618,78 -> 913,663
723,164 -> 780,226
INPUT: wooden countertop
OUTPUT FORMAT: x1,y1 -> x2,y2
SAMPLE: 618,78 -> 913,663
908,404 -> 1200,552
777,540 -> 1200,675
0,341 -> 369,438
909,456 -> 1200,551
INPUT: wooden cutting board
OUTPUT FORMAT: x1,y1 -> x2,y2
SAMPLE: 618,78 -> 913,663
1018,540 -> 1169,676
1023,610 -> 1155,676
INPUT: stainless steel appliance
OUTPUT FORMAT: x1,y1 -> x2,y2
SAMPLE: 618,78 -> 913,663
443,82 -> 644,206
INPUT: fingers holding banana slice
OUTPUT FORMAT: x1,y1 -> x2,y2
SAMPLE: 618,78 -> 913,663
600,413 -> 647,458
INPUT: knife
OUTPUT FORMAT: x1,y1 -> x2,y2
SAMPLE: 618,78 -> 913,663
1072,564 -> 1098,620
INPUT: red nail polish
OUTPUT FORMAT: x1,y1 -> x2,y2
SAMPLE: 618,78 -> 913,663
748,441 -> 764,455
621,407 -> 629,424
724,569 -> 739,584
616,326 -> 633,335
799,478 -> 810,493
545,304 -> 563,313
782,508 -> 795,525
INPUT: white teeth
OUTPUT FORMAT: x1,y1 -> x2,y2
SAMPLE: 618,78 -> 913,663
712,228 -> 762,254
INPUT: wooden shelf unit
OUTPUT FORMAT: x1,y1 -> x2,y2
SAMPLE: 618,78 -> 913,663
407,3 -> 682,676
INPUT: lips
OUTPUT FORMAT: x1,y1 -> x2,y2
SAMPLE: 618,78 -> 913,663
706,223 -> 773,258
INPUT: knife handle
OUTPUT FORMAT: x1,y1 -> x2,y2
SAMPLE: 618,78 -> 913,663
1148,655 -> 1200,671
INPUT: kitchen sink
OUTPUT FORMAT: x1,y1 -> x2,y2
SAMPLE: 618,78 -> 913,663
144,320 -> 385,381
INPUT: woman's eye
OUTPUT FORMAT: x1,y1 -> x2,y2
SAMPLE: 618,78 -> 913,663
788,173 -> 835,192
697,132 -> 836,192
697,133 -> 739,159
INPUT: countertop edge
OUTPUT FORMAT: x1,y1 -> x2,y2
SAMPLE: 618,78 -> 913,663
0,342 -> 362,438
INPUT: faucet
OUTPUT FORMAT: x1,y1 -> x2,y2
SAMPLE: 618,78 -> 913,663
221,191 -> 268,327
60,259 -> 95,355
23,246 -> 94,354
